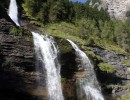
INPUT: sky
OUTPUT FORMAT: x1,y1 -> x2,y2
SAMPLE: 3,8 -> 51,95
71,0 -> 87,3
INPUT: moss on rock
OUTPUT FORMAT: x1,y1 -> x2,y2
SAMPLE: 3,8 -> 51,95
98,63 -> 115,73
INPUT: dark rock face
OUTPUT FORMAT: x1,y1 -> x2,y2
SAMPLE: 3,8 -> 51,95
59,41 -> 77,100
0,5 -> 16,26
0,18 -> 49,100
90,46 -> 130,97
0,18 -> 14,34
0,33 -> 34,71
0,33 -> 38,100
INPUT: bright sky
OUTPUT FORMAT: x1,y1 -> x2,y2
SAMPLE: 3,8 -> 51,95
71,0 -> 87,3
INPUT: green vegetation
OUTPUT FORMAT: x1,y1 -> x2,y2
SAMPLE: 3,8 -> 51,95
86,50 -> 102,60
118,92 -> 130,100
122,60 -> 130,67
10,27 -> 31,36
61,77 -> 67,84
22,0 -> 110,23
39,20 -> 129,54
107,84 -> 130,100
107,83 -> 130,89
22,0 -> 130,54
41,22 -> 86,45
98,63 -> 115,73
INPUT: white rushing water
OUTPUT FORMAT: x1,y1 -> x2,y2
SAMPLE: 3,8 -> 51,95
67,39 -> 104,100
8,0 -> 20,26
32,32 -> 64,100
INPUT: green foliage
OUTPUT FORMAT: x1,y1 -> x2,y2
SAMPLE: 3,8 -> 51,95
41,22 -> 86,45
98,20 -> 130,52
122,60 -> 130,67
22,0 -> 109,23
74,18 -> 99,37
22,0 -> 130,54
107,84 -> 130,89
56,38 -> 73,54
101,43 -> 128,55
85,50 -> 103,61
107,84 -> 130,100
98,63 -> 115,73
73,2 -> 110,21
39,18 -> 130,55
117,92 -> 130,100
22,0 -> 75,23
81,46 -> 103,61
22,0 -> 42,16
61,77 -> 67,84
10,27 -> 31,36
10,27 -> 23,36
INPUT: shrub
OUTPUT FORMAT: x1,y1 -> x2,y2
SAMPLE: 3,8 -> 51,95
10,27 -> 31,36
98,63 -> 115,73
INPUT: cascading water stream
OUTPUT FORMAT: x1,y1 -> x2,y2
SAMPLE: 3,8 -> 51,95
32,32 -> 64,100
8,0 -> 20,26
7,1 -> 103,99
67,39 -> 104,100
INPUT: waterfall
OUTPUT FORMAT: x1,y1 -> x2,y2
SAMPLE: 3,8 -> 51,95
8,0 -> 20,26
67,39 -> 104,100
32,32 -> 64,100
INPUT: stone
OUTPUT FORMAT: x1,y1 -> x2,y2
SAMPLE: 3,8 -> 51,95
74,71 -> 87,78
90,0 -> 130,20
89,46 -> 130,96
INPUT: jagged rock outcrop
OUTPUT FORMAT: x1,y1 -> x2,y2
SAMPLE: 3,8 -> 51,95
90,0 -> 130,20
101,0 -> 130,20
90,46 -> 130,97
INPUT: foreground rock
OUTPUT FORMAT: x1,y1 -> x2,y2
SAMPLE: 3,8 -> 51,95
0,18 -> 49,100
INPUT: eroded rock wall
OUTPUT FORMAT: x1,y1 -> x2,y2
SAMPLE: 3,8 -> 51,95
90,0 -> 130,20
101,0 -> 130,20
0,18 -> 49,100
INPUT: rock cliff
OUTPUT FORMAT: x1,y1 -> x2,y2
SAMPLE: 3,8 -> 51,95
90,46 -> 130,97
0,18 -> 41,100
90,0 -> 130,20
